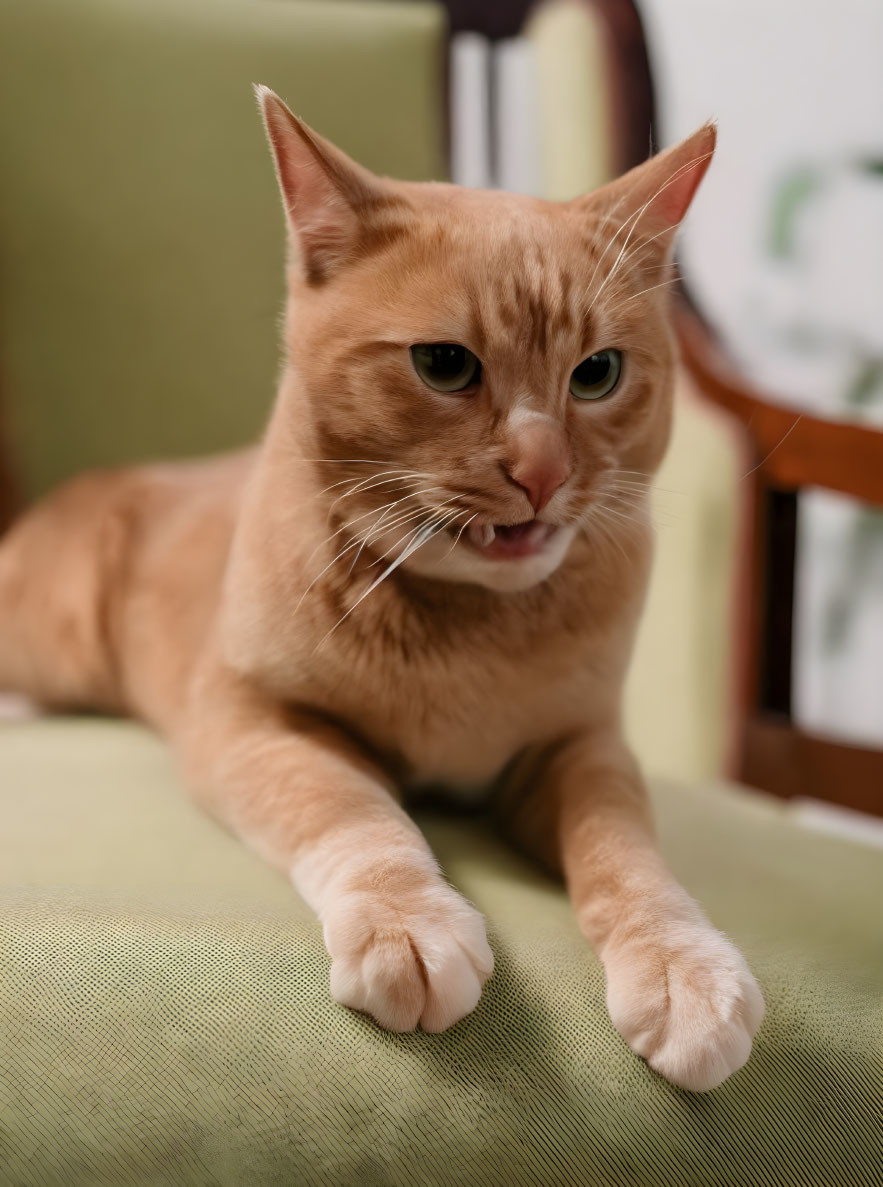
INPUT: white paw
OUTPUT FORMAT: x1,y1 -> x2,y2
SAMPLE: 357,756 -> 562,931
322,882 -> 494,1033
603,923 -> 765,1091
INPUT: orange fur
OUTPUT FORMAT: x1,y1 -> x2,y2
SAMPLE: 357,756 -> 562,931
0,92 -> 762,1087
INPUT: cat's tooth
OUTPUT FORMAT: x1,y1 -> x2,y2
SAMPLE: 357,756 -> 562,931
468,523 -> 496,549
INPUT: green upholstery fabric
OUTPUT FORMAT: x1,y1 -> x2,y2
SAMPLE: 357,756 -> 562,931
0,0 -> 446,499
1,718 -> 881,1185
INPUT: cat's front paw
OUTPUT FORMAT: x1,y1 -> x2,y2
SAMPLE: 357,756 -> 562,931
603,923 -> 765,1091
322,880 -> 494,1033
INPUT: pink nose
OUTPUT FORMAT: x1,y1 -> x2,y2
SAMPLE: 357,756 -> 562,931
505,422 -> 571,514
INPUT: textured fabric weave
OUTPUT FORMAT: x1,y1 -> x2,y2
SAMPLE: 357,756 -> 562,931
1,719 -> 882,1185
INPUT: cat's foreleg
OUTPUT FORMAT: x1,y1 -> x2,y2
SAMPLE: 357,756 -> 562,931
507,731 -> 764,1091
180,672 -> 493,1033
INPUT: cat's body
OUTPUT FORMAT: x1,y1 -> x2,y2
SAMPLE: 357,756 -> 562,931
0,91 -> 764,1090
0,444 -> 640,792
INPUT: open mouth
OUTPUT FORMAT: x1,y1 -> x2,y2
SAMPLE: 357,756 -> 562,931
462,519 -> 557,560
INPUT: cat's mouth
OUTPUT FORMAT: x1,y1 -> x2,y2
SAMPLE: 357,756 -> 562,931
460,519 -> 557,560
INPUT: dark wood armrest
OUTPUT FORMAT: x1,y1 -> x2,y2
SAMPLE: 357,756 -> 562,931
674,299 -> 883,815
675,301 -> 883,507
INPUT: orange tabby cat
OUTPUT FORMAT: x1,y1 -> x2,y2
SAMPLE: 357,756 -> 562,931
0,88 -> 763,1090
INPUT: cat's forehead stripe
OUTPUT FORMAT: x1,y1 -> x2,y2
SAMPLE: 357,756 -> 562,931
472,256 -> 585,359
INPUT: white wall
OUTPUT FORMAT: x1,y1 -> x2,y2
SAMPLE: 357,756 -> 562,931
638,0 -> 883,746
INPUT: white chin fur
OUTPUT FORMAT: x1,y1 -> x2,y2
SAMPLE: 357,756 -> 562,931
401,524 -> 577,592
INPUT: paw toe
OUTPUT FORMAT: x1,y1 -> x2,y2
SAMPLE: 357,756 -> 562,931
606,929 -> 765,1092
324,889 -> 492,1034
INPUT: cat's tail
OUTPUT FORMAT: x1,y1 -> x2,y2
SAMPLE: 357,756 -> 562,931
0,472 -> 123,711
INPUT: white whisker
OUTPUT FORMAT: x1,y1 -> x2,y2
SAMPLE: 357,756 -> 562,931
585,150 -> 714,312
740,415 -> 803,481
620,278 -> 679,305
443,513 -> 477,558
312,468 -> 424,502
347,494 -> 458,574
293,498 -> 438,615
314,518 -> 449,652
584,506 -> 630,566
304,490 -> 421,569
330,469 -> 430,507
367,499 -> 465,568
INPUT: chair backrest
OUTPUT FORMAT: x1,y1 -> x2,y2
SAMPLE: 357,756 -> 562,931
0,0 -> 446,509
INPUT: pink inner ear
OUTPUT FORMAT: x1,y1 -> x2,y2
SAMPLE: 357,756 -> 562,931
651,157 -> 711,227
262,99 -> 327,219
258,89 -> 363,278
648,126 -> 717,229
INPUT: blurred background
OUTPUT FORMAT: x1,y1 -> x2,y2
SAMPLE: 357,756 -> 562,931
0,0 -> 881,831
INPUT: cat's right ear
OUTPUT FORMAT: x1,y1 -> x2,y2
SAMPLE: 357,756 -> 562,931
255,85 -> 390,282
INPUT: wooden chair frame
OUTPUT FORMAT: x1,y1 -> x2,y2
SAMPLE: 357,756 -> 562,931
677,301 -> 883,816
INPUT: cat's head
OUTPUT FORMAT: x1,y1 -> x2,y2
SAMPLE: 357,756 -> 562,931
258,87 -> 715,594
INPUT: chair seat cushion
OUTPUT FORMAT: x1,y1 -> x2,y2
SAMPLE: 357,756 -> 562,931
1,718 -> 881,1185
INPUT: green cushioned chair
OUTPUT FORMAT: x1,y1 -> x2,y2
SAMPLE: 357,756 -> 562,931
2,720 -> 882,1184
1,2 -> 882,1184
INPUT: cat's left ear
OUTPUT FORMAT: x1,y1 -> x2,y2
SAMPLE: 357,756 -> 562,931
255,85 -> 396,282
576,122 -> 716,260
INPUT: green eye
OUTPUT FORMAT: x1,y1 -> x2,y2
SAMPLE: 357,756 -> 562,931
410,343 -> 481,393
569,349 -> 623,400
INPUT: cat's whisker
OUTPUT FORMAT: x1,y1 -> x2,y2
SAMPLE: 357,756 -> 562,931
609,498 -> 676,532
739,414 -> 803,481
597,501 -> 650,530
608,493 -> 679,529
346,501 -> 405,575
315,531 -> 433,651
294,497 -> 435,615
350,495 -> 449,558
345,493 -> 456,575
606,470 -> 689,498
604,473 -> 654,489
321,474 -> 430,521
305,478 -> 445,568
606,484 -> 654,499
443,512 -> 477,558
336,467 -> 429,497
605,220 -> 682,286
605,484 -> 654,502
330,469 -> 430,508
619,278 -> 680,306
587,216 -> 679,312
585,150 -> 713,311
303,467 -> 429,512
338,488 -> 458,577
294,457 -> 402,467
314,507 -> 467,653
583,505 -> 630,566
304,494 -> 417,570
605,479 -> 689,521
366,499 -> 465,568
311,469 -> 422,502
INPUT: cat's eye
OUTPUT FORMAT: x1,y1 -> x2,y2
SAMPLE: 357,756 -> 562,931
569,349 -> 623,400
410,343 -> 481,393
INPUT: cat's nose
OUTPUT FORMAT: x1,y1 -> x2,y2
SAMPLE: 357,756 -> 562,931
505,420 -> 571,514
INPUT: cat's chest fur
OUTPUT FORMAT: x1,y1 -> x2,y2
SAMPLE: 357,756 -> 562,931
321,645 -> 604,795
287,580 -> 636,798
226,509 -> 648,800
